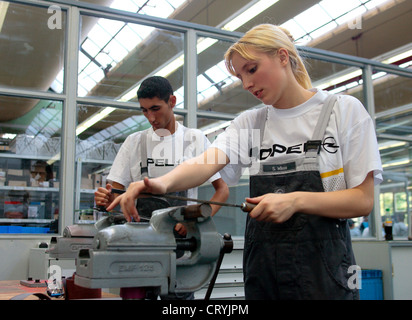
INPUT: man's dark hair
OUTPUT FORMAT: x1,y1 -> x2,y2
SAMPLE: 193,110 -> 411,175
137,76 -> 173,102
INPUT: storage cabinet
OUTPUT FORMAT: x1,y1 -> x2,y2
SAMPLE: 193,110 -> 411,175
74,157 -> 112,224
0,136 -> 120,233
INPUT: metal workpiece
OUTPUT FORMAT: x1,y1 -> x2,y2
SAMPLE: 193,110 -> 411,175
74,204 -> 233,297
48,224 -> 97,259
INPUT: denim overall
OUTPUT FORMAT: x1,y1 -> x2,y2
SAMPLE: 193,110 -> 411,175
245,95 -> 359,300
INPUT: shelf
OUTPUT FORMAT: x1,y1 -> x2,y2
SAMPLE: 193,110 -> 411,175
0,186 -> 59,192
0,218 -> 54,223
0,153 -> 57,161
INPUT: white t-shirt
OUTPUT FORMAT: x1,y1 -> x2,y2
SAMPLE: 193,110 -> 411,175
107,122 -> 221,199
212,89 -> 383,192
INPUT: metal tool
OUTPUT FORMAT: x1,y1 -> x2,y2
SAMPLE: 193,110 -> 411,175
111,188 -> 256,212
48,224 -> 97,259
74,203 -> 233,299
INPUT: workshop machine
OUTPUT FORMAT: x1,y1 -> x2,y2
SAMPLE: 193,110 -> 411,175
74,203 -> 233,299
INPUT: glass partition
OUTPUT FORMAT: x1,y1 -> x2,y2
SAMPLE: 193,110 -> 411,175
196,36 -> 261,117
0,96 -> 62,234
309,59 -> 365,104
75,103 -> 148,221
78,15 -> 185,102
81,0 -> 188,17
375,72 -> 412,240
0,1 -> 65,94
1,0 -> 411,240
0,1 -> 65,234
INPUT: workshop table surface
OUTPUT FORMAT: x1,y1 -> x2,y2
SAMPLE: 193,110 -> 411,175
0,280 -> 118,300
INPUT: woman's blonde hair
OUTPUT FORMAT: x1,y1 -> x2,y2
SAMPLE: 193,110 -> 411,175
224,24 -> 312,89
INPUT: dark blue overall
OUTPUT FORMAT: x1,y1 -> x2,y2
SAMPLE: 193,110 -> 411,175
244,95 -> 359,300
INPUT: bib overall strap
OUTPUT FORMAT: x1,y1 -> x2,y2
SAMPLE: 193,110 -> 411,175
249,106 -> 268,160
140,130 -> 148,178
305,94 -> 338,159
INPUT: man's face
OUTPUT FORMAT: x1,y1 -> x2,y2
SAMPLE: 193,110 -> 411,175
139,95 -> 176,133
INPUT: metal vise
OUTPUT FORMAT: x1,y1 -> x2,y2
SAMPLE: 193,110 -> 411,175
74,204 -> 233,298
48,224 -> 97,259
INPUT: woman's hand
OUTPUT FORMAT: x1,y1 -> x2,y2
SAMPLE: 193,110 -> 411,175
246,193 -> 298,223
107,177 -> 167,222
246,173 -> 376,222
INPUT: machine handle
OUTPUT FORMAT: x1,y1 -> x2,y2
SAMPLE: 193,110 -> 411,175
204,233 -> 233,300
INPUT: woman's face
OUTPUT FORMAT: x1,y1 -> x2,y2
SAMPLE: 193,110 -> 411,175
230,48 -> 289,107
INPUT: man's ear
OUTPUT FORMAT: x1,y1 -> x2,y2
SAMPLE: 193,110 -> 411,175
169,94 -> 177,109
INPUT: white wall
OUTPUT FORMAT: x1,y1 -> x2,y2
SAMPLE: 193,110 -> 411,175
0,237 -> 50,280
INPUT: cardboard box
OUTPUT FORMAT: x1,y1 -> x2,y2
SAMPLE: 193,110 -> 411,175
8,180 -> 27,187
8,169 -> 23,176
81,177 -> 93,189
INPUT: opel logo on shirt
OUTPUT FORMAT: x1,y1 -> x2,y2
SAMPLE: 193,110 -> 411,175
322,137 -> 339,154
251,136 -> 340,160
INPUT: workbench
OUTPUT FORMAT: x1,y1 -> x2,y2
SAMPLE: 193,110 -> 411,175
0,280 -> 119,300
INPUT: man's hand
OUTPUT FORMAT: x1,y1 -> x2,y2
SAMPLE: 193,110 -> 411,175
94,183 -> 115,208
174,223 -> 187,237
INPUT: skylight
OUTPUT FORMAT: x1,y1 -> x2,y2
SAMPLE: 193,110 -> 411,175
48,0 -> 402,138
282,0 -> 389,45
195,0 -> 395,106
51,0 -> 186,97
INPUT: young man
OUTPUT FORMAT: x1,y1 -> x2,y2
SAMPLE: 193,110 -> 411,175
95,76 -> 228,220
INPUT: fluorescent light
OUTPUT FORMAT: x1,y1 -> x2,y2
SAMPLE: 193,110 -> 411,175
203,120 -> 231,135
382,49 -> 412,65
317,69 -> 362,89
76,107 -> 116,136
382,159 -> 410,168
222,0 -> 279,31
47,152 -> 61,165
0,133 -> 16,139
0,1 -> 9,33
154,54 -> 185,77
379,141 -> 407,151
197,38 -> 218,54
118,84 -> 140,102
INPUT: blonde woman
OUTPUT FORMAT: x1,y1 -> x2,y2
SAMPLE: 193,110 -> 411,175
108,24 -> 383,300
